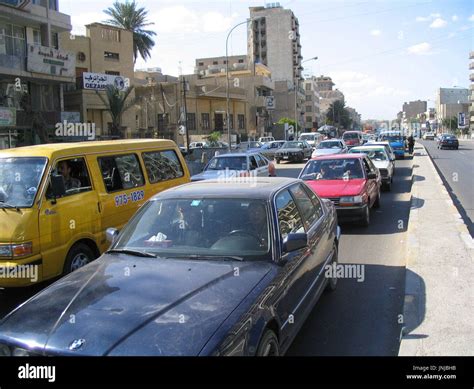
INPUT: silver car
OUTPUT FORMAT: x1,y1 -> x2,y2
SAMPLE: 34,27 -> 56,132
311,139 -> 348,158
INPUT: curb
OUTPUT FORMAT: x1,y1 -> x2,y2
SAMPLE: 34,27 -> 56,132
399,143 -> 474,356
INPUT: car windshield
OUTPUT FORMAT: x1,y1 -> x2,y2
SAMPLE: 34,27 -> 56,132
206,156 -> 247,171
0,157 -> 47,208
317,141 -> 341,149
343,133 -> 359,140
380,135 -> 403,142
283,141 -> 303,148
351,148 -> 387,161
443,135 -> 456,140
114,198 -> 271,260
299,135 -> 315,141
300,158 -> 364,180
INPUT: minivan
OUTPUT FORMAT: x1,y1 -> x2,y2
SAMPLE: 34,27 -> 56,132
0,139 -> 190,287
342,131 -> 363,149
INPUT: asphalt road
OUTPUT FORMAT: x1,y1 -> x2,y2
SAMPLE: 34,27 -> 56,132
277,157 -> 413,356
420,139 -> 474,237
0,158 -> 414,357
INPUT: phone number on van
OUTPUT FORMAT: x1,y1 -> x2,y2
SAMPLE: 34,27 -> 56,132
115,190 -> 145,207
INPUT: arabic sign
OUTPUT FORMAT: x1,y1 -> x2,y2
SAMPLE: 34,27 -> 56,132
83,72 -> 129,91
0,0 -> 31,10
27,45 -> 75,78
265,96 -> 275,110
0,107 -> 16,127
458,112 -> 467,128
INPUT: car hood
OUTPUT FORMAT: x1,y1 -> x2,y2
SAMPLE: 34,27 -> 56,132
276,148 -> 302,153
191,169 -> 243,181
312,148 -> 342,156
372,160 -> 390,169
305,179 -> 366,198
0,255 -> 272,356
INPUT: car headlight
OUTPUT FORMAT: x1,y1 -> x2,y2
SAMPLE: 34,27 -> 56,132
0,243 -> 33,258
12,347 -> 30,356
0,343 -> 11,356
340,196 -> 364,204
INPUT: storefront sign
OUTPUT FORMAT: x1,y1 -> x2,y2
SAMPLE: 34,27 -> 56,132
83,72 -> 129,91
0,107 -> 16,127
27,45 -> 75,78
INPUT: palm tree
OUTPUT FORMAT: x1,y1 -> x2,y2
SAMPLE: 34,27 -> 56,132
103,0 -> 156,63
96,85 -> 136,137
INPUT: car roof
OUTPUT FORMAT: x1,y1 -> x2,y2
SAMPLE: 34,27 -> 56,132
312,153 -> 365,161
212,152 -> 251,158
156,177 -> 299,200
351,145 -> 385,150
320,139 -> 343,143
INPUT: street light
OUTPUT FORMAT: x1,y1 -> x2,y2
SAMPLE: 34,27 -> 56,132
295,57 -> 318,136
226,17 -> 263,151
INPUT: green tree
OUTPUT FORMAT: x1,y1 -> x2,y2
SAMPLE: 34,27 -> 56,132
206,131 -> 221,146
103,0 -> 156,63
326,100 -> 352,129
277,117 -> 301,131
96,85 -> 136,137
442,116 -> 458,133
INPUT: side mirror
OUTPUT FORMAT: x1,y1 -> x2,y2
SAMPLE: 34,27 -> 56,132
282,233 -> 308,253
50,174 -> 66,198
367,172 -> 377,180
106,228 -> 119,244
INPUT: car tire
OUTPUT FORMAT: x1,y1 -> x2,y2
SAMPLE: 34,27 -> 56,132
325,243 -> 338,292
256,329 -> 280,356
63,243 -> 96,275
385,180 -> 392,192
373,190 -> 381,209
360,205 -> 370,227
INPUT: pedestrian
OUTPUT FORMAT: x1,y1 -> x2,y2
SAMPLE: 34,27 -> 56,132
407,134 -> 415,155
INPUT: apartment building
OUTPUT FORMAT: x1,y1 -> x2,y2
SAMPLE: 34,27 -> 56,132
402,100 -> 427,119
470,51 -> 474,135
436,87 -> 469,129
59,22 -> 136,138
315,76 -> 345,119
0,0 -> 74,147
303,78 -> 321,130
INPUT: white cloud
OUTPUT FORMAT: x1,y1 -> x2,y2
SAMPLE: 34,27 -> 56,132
202,11 -> 239,33
469,15 -> 474,22
407,42 -> 433,55
370,29 -> 381,37
70,12 -> 106,35
416,13 -> 441,22
430,18 -> 447,28
452,15 -> 458,22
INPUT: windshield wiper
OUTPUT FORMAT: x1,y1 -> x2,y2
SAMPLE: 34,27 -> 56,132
0,201 -> 20,211
171,254 -> 244,262
106,249 -> 157,258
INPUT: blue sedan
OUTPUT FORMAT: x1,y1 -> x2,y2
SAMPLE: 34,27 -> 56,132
0,178 -> 340,356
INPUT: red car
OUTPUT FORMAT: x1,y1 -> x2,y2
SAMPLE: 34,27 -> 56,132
298,154 -> 382,226
342,131 -> 363,149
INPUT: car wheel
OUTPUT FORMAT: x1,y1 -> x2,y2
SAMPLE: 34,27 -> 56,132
63,243 -> 96,275
325,243 -> 338,292
373,190 -> 381,209
385,180 -> 392,192
256,329 -> 280,356
360,205 -> 370,227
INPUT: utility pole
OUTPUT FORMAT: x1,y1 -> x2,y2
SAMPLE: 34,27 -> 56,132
182,76 -> 189,152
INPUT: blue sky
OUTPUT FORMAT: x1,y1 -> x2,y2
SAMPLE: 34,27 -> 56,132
61,0 -> 474,119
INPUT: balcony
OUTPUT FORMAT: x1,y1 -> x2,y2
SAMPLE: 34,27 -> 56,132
471,73 -> 474,82
470,62 -> 474,70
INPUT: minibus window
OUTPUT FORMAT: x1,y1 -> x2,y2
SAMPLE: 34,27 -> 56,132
99,154 -> 145,193
46,158 -> 92,199
142,150 -> 184,184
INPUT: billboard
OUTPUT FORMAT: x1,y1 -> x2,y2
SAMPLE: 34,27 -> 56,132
458,112 -> 467,128
27,45 -> 75,78
82,72 -> 130,91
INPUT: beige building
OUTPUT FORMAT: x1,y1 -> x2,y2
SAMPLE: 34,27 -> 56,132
314,76 -> 345,121
303,77 -> 321,130
0,0 -> 74,147
435,87 -> 469,130
59,22 -> 136,138
470,51 -> 474,135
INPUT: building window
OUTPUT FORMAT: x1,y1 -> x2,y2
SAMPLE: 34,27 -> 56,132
305,95 -> 312,101
198,62 -> 204,66
51,32 -> 58,49
223,60 -> 227,64
104,51 -> 120,61
306,116 -> 313,123
201,113 -> 210,130
105,70 -> 120,75
238,114 -> 245,130
0,23 -> 26,64
306,106 -> 312,113
305,83 -> 312,91
49,0 -> 58,11
186,113 -> 196,131
213,61 -> 218,65
229,114 -> 234,130
101,28 -> 120,42
157,113 -> 169,132
238,59 -> 244,63
33,29 -> 42,46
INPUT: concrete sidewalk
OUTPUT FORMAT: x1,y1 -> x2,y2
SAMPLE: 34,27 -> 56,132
399,143 -> 474,356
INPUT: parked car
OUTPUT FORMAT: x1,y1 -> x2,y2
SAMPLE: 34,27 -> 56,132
311,139 -> 348,158
274,141 -> 313,164
0,178 -> 340,356
378,131 -> 405,159
0,140 -> 190,287
298,132 -> 324,148
349,146 -> 394,191
422,132 -> 435,141
299,154 -> 382,226
437,134 -> 459,150
191,152 -> 276,181
189,142 -> 206,149
259,140 -> 286,159
258,136 -> 276,144
342,131 -> 363,149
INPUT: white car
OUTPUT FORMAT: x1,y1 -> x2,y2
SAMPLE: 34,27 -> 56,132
365,140 -> 396,164
311,139 -> 348,158
422,132 -> 435,140
349,145 -> 394,191
298,132 -> 324,148
258,136 -> 275,144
